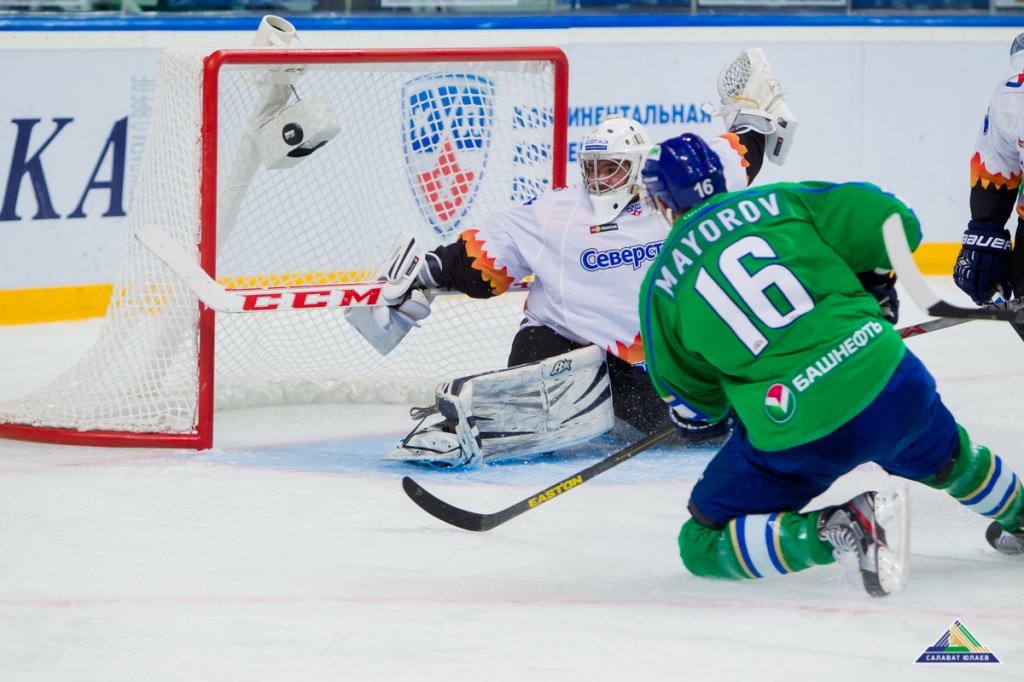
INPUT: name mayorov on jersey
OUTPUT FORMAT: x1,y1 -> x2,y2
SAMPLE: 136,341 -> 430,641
651,192 -> 782,298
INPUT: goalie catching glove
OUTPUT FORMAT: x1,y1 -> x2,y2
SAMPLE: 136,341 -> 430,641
706,48 -> 798,166
344,233 -> 435,355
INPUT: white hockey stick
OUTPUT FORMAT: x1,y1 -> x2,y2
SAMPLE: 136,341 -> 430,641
882,214 -> 1024,324
136,224 -> 530,314
136,224 -> 388,313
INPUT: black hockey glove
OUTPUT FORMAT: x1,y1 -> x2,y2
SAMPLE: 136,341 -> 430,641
856,269 -> 899,325
953,220 -> 1013,305
669,407 -> 737,447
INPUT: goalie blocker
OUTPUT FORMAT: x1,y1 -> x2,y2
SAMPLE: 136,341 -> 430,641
385,345 -> 615,468
344,233 -> 435,355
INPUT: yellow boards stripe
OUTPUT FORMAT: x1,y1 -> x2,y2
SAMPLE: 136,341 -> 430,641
0,250 -> 962,326
0,284 -> 114,325
911,242 -> 958,276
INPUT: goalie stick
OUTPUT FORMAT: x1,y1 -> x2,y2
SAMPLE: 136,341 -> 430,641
883,214 -> 1024,324
136,224 -> 386,313
140,220 -> 991,330
135,224 -> 530,314
402,426 -> 676,531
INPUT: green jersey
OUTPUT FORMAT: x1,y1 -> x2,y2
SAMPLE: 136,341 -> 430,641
639,181 -> 922,451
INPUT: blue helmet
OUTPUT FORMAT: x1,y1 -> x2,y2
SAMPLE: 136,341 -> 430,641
641,133 -> 726,217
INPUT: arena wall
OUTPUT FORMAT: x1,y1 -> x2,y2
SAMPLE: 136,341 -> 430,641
0,15 -> 1016,322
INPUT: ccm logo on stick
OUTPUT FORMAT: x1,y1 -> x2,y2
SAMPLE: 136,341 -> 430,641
237,284 -> 383,311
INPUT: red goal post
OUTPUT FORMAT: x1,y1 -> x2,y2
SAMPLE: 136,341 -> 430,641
0,46 -> 569,449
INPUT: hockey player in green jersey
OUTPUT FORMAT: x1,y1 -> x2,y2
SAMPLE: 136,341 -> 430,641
637,133 -> 1024,597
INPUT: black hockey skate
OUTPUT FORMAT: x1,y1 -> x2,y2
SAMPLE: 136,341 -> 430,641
818,486 -> 909,598
986,521 -> 1024,555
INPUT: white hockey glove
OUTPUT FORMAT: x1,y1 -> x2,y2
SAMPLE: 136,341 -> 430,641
344,233 -> 435,356
709,48 -> 799,166
255,96 -> 341,170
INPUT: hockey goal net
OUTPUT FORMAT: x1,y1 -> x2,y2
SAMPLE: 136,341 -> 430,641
0,46 -> 568,449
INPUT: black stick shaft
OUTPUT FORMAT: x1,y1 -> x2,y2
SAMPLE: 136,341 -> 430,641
402,427 -> 676,531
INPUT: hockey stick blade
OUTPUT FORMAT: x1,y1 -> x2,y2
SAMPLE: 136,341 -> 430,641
882,214 -> 1024,323
402,427 -> 676,531
135,224 -> 244,312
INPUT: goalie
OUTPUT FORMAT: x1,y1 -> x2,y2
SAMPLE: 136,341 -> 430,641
348,49 -> 799,468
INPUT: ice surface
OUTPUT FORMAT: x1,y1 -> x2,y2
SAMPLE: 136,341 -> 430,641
0,279 -> 1021,680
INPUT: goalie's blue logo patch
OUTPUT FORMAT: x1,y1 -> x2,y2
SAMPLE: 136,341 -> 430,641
403,73 -> 495,237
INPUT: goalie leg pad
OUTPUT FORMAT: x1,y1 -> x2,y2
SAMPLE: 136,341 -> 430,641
385,345 -> 615,467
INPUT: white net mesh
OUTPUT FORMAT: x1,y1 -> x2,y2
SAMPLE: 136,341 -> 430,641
719,51 -> 753,104
0,47 -> 564,442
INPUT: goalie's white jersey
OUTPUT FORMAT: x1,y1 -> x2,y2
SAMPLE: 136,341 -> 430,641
972,72 -> 1024,216
465,135 -> 749,366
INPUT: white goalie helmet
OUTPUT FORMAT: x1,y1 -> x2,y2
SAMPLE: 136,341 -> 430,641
578,114 -> 652,223
1011,32 -> 1024,72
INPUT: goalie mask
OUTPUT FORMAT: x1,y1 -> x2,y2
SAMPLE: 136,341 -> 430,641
641,133 -> 725,223
1012,32 -> 1024,72
578,115 -> 652,223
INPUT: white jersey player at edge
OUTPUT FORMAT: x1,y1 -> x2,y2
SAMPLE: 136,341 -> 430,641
348,49 -> 799,468
953,32 -> 1024,309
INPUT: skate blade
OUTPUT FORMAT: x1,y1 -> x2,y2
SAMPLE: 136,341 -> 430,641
873,482 -> 910,595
